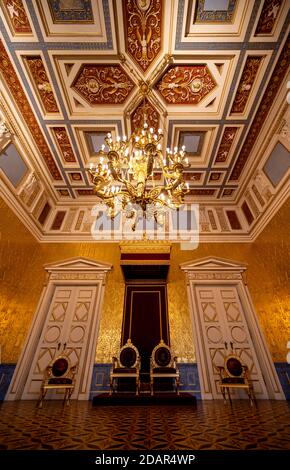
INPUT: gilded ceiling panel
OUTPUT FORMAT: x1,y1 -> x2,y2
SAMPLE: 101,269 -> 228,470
2,0 -> 32,34
72,64 -> 135,105
123,0 -> 162,72
51,127 -> 77,163
0,40 -> 62,180
229,34 -> 290,180
24,56 -> 60,114
130,98 -> 160,133
156,65 -> 216,104
194,0 -> 237,24
230,56 -> 263,114
255,0 -> 283,35
214,127 -> 239,164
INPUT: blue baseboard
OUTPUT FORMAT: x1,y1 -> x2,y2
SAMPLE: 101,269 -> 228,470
90,363 -> 201,399
2,362 -> 287,401
274,362 -> 290,399
177,363 -> 201,399
89,364 -> 111,399
0,364 -> 16,400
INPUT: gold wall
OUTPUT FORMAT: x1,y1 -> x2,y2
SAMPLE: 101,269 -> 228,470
0,197 -> 289,363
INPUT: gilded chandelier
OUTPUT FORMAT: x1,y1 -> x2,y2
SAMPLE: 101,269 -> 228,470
88,122 -> 190,229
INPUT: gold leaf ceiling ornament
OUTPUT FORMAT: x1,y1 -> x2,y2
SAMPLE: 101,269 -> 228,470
72,64 -> 135,105
131,98 -> 160,134
123,0 -> 162,72
156,65 -> 216,104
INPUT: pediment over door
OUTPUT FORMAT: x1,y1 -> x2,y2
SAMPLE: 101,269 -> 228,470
180,256 -> 247,274
44,257 -> 112,274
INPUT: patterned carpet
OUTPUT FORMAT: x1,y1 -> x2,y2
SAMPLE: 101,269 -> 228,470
0,400 -> 289,450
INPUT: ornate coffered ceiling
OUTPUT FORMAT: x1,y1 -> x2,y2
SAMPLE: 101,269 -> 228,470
0,0 -> 289,242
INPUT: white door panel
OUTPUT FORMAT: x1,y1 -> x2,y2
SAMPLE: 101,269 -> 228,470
22,285 -> 98,400
195,284 -> 268,399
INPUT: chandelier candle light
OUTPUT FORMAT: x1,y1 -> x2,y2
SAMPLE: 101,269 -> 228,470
88,122 -> 190,229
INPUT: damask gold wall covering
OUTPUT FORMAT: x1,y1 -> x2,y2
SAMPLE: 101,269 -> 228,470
0,197 -> 289,363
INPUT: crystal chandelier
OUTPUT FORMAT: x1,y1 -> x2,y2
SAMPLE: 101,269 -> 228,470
88,122 -> 190,230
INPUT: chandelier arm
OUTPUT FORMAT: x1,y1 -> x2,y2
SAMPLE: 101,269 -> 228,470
167,190 -> 185,206
165,178 -> 184,191
93,189 -> 115,201
147,185 -> 163,199
121,179 -> 139,197
88,171 -> 114,198
107,153 -> 125,185
115,189 -> 132,201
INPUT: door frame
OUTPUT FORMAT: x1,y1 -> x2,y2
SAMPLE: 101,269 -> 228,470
180,256 -> 284,400
6,257 -> 111,401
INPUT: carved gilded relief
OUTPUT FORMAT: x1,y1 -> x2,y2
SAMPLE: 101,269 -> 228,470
255,0 -> 283,35
2,0 -> 32,34
72,65 -> 135,105
156,65 -> 216,104
167,278 -> 195,363
231,57 -> 263,114
95,275 -> 125,363
123,0 -> 162,72
24,56 -> 59,113
215,127 -> 238,163
0,41 -> 62,180
231,35 -> 289,180
130,98 -> 160,133
51,127 -> 77,163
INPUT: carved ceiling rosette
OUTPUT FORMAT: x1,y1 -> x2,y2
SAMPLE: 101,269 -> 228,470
123,0 -> 162,72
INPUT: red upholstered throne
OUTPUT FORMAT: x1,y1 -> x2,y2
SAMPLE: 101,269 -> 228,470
150,340 -> 180,395
110,339 -> 140,395
38,354 -> 77,408
217,354 -> 255,405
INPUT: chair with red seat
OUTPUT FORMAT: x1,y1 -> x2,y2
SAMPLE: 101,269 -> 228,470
217,354 -> 255,405
109,339 -> 140,395
38,354 -> 77,408
150,340 -> 180,395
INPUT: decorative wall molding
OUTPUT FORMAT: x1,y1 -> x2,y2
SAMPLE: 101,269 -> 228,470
119,240 -> 171,254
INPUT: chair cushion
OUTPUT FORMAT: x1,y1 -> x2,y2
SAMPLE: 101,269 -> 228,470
52,358 -> 69,377
153,367 -> 176,374
113,367 -> 137,373
225,357 -> 243,377
120,347 -> 137,368
222,377 -> 245,384
48,378 -> 73,385
154,347 -> 171,367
